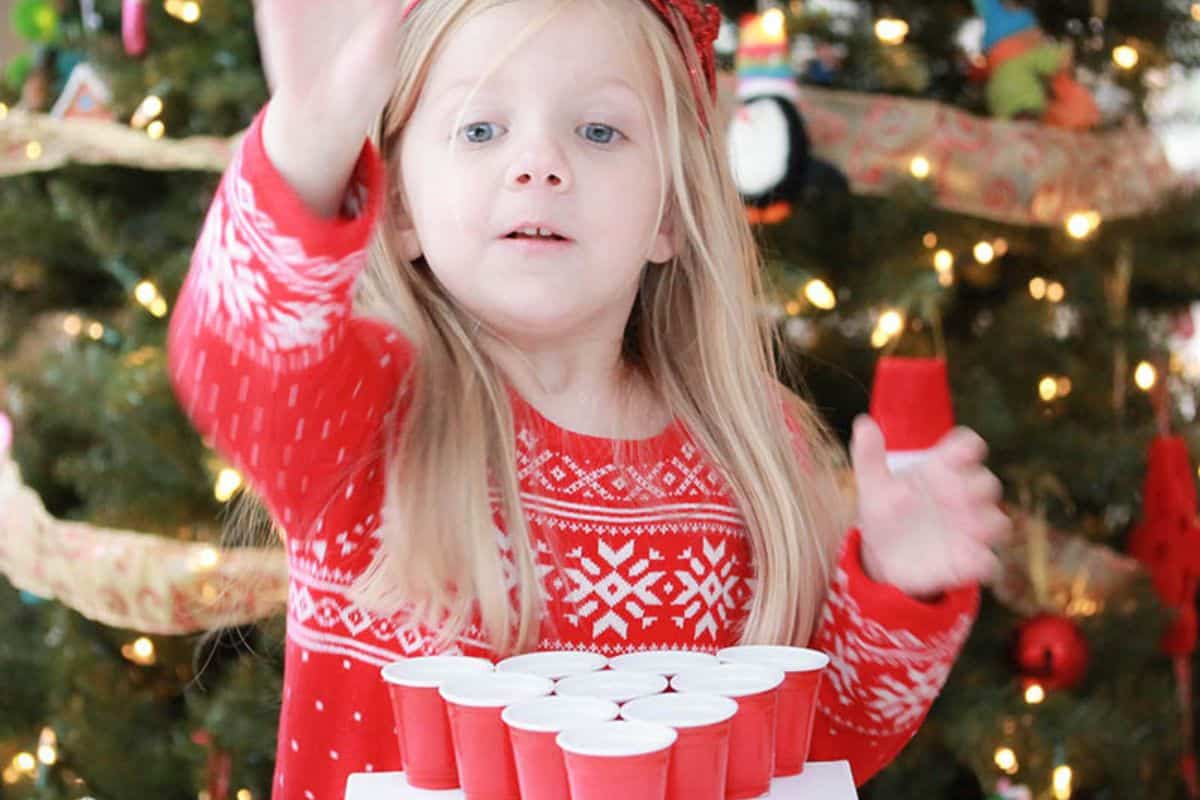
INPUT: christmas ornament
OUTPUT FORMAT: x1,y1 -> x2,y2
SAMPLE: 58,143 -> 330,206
1128,436 -> 1200,614
122,0 -> 149,57
191,730 -> 233,800
11,0 -> 60,43
727,12 -> 848,226
1014,613 -> 1089,690
971,0 -> 1098,129
48,63 -> 114,121
868,356 -> 954,473
1132,392 -> 1200,797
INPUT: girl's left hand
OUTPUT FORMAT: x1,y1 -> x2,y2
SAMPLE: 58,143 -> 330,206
850,415 -> 1012,601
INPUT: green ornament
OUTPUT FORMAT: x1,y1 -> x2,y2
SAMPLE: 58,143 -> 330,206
4,52 -> 33,92
11,0 -> 60,44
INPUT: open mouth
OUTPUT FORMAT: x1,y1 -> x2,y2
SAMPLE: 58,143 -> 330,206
505,226 -> 568,241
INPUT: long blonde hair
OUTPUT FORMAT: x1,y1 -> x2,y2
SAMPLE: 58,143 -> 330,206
345,0 -> 850,657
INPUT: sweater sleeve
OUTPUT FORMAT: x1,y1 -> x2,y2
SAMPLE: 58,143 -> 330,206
806,528 -> 980,786
167,103 -> 412,540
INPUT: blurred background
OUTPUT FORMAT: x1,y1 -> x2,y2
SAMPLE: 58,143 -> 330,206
1,1 -> 1199,798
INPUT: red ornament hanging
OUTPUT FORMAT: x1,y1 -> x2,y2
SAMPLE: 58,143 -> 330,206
190,729 -> 232,800
122,0 -> 148,56
1014,613 -> 1089,691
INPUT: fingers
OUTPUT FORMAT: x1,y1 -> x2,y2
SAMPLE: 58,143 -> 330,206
935,426 -> 988,468
970,505 -> 1013,548
961,546 -> 1003,588
964,468 -> 1003,505
850,415 -> 892,493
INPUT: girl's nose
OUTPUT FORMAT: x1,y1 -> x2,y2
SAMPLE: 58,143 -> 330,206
504,145 -> 572,193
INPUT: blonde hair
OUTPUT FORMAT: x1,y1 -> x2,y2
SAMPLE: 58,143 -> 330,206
336,0 -> 850,657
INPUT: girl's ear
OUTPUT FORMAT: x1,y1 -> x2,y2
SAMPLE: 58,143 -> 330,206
389,190 -> 424,262
647,204 -> 678,265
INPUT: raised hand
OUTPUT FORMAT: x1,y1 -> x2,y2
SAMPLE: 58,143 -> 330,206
255,0 -> 414,216
850,415 -> 1012,600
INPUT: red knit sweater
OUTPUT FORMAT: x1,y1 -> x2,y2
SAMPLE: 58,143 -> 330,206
167,106 -> 979,800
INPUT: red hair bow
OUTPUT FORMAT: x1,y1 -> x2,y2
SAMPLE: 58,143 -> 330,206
642,0 -> 722,103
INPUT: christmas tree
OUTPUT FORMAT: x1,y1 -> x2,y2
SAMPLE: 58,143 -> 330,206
1,0 -> 1199,798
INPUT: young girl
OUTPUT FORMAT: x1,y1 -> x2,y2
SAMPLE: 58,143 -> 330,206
167,0 -> 1009,797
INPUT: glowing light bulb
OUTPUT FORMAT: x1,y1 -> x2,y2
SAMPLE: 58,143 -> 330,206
922,232 -> 938,248
1113,44 -> 1139,70
1024,682 -> 1046,703
909,155 -> 931,179
25,141 -> 43,160
1135,361 -> 1157,391
878,309 -> 904,336
1029,277 -> 1047,300
994,747 -> 1018,774
934,249 -> 954,272
12,753 -> 35,772
214,467 -> 244,502
131,94 -> 163,128
147,120 -> 166,140
804,279 -> 837,310
1053,764 -> 1073,799
87,322 -> 104,340
1039,376 -> 1059,402
1065,210 -> 1101,239
761,8 -> 786,40
135,280 -> 158,306
874,17 -> 909,44
974,241 -> 995,264
1046,281 -> 1065,303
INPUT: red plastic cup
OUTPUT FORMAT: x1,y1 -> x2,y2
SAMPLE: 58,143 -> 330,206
554,670 -> 667,703
380,655 -> 493,789
495,650 -> 608,680
608,650 -> 720,682
671,663 -> 785,800
440,672 -> 554,800
557,721 -> 678,800
502,695 -> 620,800
620,692 -> 738,800
718,646 -> 830,776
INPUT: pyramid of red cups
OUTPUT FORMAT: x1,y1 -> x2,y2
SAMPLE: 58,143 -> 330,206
378,645 -> 831,800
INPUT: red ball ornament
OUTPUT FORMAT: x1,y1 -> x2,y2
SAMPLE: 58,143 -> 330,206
1014,614 -> 1089,691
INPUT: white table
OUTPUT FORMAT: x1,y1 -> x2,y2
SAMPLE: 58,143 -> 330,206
345,760 -> 858,799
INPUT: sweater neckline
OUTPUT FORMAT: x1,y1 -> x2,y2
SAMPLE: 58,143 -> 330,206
504,380 -> 687,456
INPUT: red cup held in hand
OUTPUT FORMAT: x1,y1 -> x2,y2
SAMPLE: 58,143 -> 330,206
718,646 -> 829,776
380,655 -> 493,790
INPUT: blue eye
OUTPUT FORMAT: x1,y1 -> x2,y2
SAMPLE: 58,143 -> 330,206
579,123 -> 621,145
460,122 -> 504,143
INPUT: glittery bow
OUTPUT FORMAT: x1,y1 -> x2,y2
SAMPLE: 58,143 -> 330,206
641,0 -> 723,104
